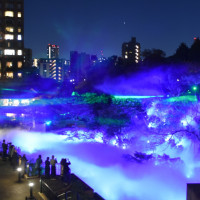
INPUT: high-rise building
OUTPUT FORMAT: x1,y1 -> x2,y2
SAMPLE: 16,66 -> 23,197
0,0 -> 25,80
47,44 -> 59,59
122,37 -> 140,64
37,58 -> 69,82
70,51 -> 91,83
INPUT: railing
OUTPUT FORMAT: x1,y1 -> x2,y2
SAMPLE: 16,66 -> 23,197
41,177 -> 72,200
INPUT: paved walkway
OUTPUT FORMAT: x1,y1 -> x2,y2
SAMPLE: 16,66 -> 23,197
0,158 -> 43,200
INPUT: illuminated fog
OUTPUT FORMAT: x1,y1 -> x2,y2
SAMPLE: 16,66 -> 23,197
1,128 -> 199,200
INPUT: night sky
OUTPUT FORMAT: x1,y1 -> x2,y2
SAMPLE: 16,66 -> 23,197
24,0 -> 200,59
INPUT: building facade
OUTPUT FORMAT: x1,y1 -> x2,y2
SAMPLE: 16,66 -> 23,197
0,0 -> 25,80
47,44 -> 59,59
122,37 -> 140,64
37,58 -> 69,82
70,51 -> 91,83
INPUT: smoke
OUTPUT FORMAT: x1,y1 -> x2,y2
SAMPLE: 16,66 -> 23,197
95,65 -> 190,96
0,128 -> 198,200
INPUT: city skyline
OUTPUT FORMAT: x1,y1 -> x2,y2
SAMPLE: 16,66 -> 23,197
24,0 -> 200,59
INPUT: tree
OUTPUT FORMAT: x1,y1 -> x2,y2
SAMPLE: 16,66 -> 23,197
142,48 -> 166,66
174,43 -> 189,62
189,38 -> 200,62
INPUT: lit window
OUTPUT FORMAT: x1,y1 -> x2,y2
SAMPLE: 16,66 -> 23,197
125,51 -> 128,55
135,60 -> 139,63
17,61 -> 22,68
5,11 -> 14,17
6,72 -> 13,78
6,62 -> 12,68
18,73 -> 22,78
13,100 -> 19,106
17,50 -> 22,55
125,55 -> 128,59
4,49 -> 15,55
17,35 -> 22,40
18,28 -> 21,33
5,27 -> 14,32
17,12 -> 21,18
5,34 -> 14,40
0,73 -> 1,78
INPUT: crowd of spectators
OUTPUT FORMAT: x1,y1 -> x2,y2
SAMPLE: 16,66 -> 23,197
1,139 -> 72,183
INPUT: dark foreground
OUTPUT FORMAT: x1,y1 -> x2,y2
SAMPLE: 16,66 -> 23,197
0,158 -> 42,200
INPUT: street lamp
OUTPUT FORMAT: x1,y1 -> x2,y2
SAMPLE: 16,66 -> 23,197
40,178 -> 43,193
17,167 -> 22,182
27,164 -> 29,177
29,182 -> 34,199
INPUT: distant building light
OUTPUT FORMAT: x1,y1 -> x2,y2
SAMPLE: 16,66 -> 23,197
17,35 -> 22,40
4,49 -> 15,55
125,55 -> 128,59
17,12 -> 22,18
6,113 -> 16,117
5,11 -> 14,17
18,61 -> 22,68
21,100 -> 29,104
18,73 -> 22,78
6,72 -> 13,78
5,34 -> 14,40
5,27 -> 14,32
6,62 -> 13,68
17,50 -> 23,55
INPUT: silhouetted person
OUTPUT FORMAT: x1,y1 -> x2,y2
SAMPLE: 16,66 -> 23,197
11,149 -> 19,170
8,143 -> 13,162
10,145 -> 15,161
21,154 -> 28,177
2,140 -> 8,161
60,158 -> 65,176
45,157 -> 50,178
50,155 -> 57,177
62,158 -> 71,183
35,155 -> 42,177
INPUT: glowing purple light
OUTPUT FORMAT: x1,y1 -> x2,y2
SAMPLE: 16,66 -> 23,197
0,128 -> 199,200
